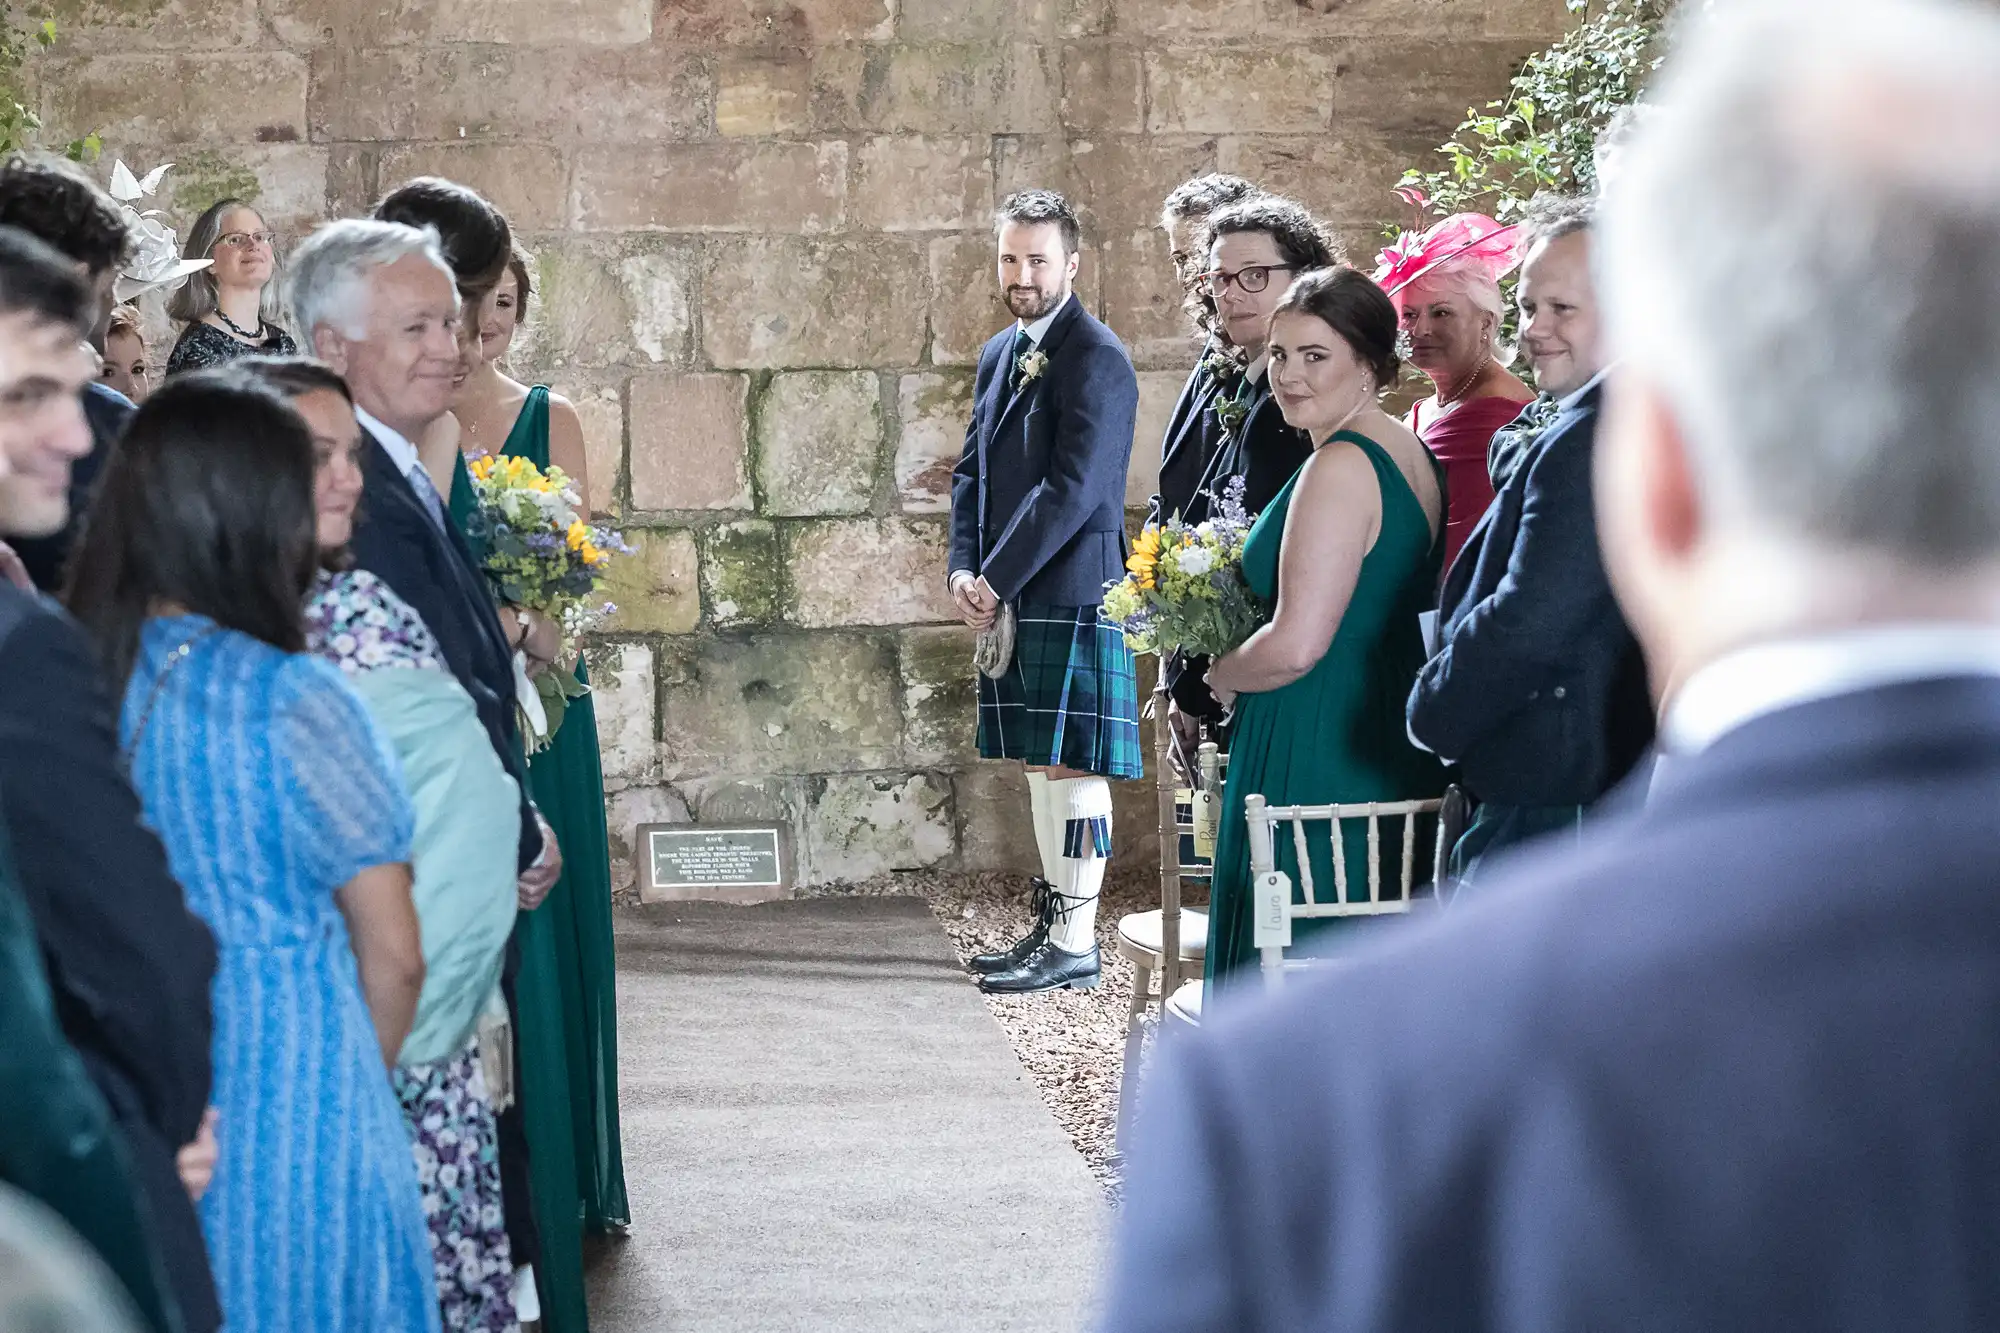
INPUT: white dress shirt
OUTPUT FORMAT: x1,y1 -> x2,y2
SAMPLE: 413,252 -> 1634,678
1662,622 -> 2000,756
355,404 -> 420,475
355,405 -> 447,530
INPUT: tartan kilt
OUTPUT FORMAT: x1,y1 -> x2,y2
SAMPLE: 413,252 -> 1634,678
977,602 -> 1143,779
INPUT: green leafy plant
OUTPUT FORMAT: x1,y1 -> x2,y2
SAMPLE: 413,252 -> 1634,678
1396,0 -> 1674,223
0,16 -> 100,160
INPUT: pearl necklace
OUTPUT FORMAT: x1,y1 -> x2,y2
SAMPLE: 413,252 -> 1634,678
1436,353 -> 1492,410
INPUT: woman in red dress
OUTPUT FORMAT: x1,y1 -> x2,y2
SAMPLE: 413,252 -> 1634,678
1374,214 -> 1535,573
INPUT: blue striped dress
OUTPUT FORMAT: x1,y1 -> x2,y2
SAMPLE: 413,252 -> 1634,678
121,616 -> 442,1333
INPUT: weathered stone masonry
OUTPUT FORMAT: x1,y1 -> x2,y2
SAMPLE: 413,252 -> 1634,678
35,0 -> 1571,886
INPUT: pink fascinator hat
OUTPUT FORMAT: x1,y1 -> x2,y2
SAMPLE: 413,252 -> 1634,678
1373,212 -> 1523,298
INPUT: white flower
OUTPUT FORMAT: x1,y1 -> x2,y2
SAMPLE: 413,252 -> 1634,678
1176,547 -> 1216,577
1016,347 -> 1050,385
1193,521 -> 1216,540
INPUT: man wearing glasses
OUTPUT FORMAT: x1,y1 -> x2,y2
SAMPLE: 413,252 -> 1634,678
1164,196 -> 1337,737
1189,196 -> 1339,520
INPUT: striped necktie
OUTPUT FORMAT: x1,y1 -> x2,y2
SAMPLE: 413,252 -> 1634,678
406,463 -> 448,532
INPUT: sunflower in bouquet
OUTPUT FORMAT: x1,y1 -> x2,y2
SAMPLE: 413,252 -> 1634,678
464,452 -> 632,751
1101,476 -> 1266,659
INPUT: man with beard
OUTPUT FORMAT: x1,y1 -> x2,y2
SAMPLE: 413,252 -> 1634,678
949,190 -> 1141,994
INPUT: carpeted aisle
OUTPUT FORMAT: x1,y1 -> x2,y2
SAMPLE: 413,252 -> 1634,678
586,896 -> 1105,1333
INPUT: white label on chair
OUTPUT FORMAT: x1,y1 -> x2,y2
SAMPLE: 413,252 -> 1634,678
1192,790 -> 1219,860
1252,870 -> 1292,949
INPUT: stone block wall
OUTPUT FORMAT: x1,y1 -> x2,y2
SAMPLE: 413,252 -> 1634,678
36,0 -> 1572,886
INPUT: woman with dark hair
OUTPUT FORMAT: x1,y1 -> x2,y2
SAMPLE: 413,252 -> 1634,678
1164,195 -> 1333,747
371,176 -> 596,1333
237,355 -> 525,1332
163,199 -> 294,374
376,178 -> 513,298
445,250 -> 631,1239
1199,268 -> 1448,990
63,374 -> 441,1333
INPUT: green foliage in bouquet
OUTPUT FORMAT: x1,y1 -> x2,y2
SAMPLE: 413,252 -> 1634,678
1101,477 -> 1266,660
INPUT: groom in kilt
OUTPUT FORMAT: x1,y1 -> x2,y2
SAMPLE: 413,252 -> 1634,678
948,189 -> 1142,995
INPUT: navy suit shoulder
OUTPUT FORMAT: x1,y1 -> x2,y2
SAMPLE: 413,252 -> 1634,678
1151,358 -> 1224,528
1108,679 -> 2000,1333
0,585 -> 223,1330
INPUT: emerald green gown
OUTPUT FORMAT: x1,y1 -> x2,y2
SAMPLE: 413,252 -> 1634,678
450,386 -> 629,1331
1204,431 -> 1450,990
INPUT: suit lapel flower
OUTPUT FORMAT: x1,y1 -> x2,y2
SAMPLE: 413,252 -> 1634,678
1213,390 -> 1250,441
1199,348 -> 1243,386
1014,346 -> 1050,390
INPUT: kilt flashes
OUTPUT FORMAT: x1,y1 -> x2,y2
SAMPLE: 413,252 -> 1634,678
977,602 -> 1143,779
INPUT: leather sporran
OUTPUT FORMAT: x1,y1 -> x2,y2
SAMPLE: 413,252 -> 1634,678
973,602 -> 1018,680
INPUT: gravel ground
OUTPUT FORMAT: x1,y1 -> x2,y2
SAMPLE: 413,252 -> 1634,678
803,867 -> 1192,1197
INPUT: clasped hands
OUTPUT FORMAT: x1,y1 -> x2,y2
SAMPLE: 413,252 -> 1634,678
949,571 -> 1001,632
497,605 -> 563,678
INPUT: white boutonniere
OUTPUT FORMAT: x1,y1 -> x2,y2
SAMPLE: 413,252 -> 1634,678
1015,346 -> 1049,387
1199,348 -> 1243,384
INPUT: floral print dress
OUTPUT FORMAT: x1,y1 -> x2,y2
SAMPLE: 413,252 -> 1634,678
306,569 -> 521,1333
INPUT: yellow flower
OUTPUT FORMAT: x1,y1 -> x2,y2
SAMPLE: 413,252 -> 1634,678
565,520 -> 589,551
580,542 -> 603,566
1126,527 -> 1161,590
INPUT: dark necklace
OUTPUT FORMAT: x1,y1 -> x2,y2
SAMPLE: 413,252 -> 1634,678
216,308 -> 265,342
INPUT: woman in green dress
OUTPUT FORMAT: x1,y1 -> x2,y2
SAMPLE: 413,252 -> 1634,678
447,254 -> 630,1243
1203,267 -> 1450,992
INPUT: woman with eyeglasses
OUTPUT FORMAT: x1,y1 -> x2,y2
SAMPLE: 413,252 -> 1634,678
164,199 -> 296,375
1168,197 -> 1337,732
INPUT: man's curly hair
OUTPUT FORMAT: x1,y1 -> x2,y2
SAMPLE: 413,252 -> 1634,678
0,155 -> 133,277
1202,195 -> 1343,274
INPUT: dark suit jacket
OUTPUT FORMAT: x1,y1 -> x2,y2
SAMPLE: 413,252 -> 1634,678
948,295 -> 1140,606
1407,377 -> 1652,805
18,382 -> 135,593
1106,674 -> 2000,1333
0,836 -> 181,1333
1147,348 -> 1231,530
346,430 -> 542,871
0,586 -> 220,1332
1192,372 -> 1315,523
1167,370 -> 1315,722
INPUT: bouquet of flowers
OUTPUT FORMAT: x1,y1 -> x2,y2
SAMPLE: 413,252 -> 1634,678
1100,476 -> 1265,659
464,452 -> 632,751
